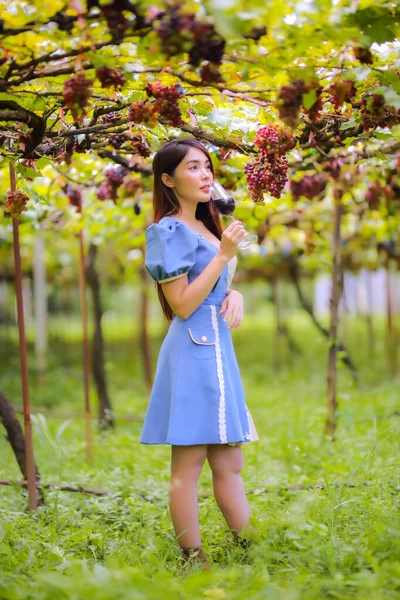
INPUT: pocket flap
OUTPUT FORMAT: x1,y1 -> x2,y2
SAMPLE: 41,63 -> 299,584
188,328 -> 216,346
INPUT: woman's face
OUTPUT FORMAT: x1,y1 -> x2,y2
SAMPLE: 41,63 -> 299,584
162,146 -> 214,205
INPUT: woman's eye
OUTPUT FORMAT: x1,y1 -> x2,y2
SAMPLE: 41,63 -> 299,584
190,166 -> 197,170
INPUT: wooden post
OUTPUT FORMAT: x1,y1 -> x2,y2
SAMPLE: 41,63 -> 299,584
78,228 -> 93,465
10,163 -> 37,510
325,190 -> 343,438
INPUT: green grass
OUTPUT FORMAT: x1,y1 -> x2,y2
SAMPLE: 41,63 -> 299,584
0,304 -> 399,599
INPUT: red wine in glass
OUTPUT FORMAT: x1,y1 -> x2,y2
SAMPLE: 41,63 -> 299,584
210,180 -> 257,249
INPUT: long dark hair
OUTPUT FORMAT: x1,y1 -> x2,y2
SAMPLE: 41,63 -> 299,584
151,137 -> 223,320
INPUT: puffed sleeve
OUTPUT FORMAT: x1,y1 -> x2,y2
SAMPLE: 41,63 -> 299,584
145,217 -> 199,283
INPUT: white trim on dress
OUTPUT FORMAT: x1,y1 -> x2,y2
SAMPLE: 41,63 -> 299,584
210,305 -> 227,444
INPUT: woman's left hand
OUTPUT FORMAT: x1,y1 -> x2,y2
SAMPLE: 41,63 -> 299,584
219,290 -> 244,330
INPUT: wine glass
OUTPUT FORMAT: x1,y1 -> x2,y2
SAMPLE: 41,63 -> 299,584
210,180 -> 258,249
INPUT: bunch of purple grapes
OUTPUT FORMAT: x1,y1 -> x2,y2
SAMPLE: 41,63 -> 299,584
254,124 -> 295,155
97,165 -> 128,202
96,67 -> 125,90
4,190 -> 29,219
131,134 -> 150,157
155,7 -> 225,67
328,79 -> 356,109
146,82 -> 184,126
291,174 -> 328,200
275,78 -> 323,127
65,185 -> 82,210
63,72 -> 93,122
245,154 -> 289,202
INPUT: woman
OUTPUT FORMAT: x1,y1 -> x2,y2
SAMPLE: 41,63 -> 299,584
140,137 -> 258,567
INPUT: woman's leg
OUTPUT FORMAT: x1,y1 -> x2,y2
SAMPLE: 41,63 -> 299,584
169,444 -> 208,549
207,444 -> 251,535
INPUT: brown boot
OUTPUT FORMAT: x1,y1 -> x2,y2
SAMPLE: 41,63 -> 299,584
180,546 -> 211,570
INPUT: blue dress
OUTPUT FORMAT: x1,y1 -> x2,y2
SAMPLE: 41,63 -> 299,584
140,216 -> 258,446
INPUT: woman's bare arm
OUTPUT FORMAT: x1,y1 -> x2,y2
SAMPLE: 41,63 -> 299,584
161,220 -> 246,320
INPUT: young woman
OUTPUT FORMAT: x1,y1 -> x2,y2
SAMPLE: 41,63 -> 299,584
140,137 -> 258,567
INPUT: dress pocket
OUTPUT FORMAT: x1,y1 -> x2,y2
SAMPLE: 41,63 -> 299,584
188,328 -> 216,360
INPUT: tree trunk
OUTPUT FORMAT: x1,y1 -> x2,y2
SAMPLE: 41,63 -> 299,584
0,392 -> 44,506
78,230 -> 93,464
288,260 -> 357,382
365,271 -> 375,359
10,162 -> 37,511
325,194 -> 343,438
139,259 -> 152,389
85,244 -> 114,430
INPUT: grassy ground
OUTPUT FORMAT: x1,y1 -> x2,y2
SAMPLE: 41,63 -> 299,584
0,303 -> 399,599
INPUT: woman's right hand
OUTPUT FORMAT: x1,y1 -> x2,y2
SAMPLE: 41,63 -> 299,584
218,220 -> 247,262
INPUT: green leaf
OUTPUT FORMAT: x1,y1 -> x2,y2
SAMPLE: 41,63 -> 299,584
302,88 -> 317,111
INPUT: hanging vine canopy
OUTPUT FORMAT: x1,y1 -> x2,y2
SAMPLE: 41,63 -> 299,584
0,0 -> 399,227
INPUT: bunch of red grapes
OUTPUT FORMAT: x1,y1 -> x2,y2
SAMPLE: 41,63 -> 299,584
102,3 -> 129,41
275,78 -> 323,127
254,124 -> 295,155
65,185 -> 83,211
96,67 -> 125,90
245,154 -> 289,202
63,72 -> 93,122
302,80 -> 323,122
200,62 -> 224,84
97,165 -> 128,202
360,94 -> 399,130
4,190 -> 29,219
366,181 -> 383,210
275,80 -> 304,128
328,79 -> 357,109
245,124 -> 296,201
146,82 -> 184,126
155,7 -> 225,67
353,46 -> 373,65
291,174 -> 328,200
128,102 -> 155,125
